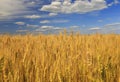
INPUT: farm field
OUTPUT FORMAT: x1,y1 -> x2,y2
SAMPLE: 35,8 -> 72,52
0,34 -> 120,82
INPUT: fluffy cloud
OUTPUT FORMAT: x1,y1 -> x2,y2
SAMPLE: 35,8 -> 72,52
24,15 -> 41,19
0,0 -> 29,20
49,13 -> 58,16
15,22 -> 25,25
40,26 -> 54,29
40,20 -> 51,24
40,0 -> 108,14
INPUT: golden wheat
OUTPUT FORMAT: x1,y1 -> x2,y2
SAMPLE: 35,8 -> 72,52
0,34 -> 120,82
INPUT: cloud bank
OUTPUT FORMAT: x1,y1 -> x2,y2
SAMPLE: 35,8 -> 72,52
0,0 -> 30,20
40,0 -> 108,14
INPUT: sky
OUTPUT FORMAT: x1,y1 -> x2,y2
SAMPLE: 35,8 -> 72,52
0,0 -> 120,34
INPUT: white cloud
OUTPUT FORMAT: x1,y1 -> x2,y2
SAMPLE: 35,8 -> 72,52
89,27 -> 101,30
49,13 -> 58,16
53,27 -> 64,30
102,23 -> 120,33
24,15 -> 41,19
0,0 -> 29,20
108,0 -> 119,6
40,20 -> 51,24
40,26 -> 54,29
35,26 -> 64,32
35,26 -> 52,32
40,0 -> 108,14
33,22 -> 120,34
27,24 -> 39,28
89,22 -> 120,33
27,1 -> 36,6
70,26 -> 80,28
104,23 -> 120,28
15,22 -> 25,25
35,29 -> 46,32
40,20 -> 69,24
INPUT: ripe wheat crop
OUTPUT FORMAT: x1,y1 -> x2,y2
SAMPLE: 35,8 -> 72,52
0,34 -> 120,82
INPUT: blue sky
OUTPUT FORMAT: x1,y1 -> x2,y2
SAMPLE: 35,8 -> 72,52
0,0 -> 120,34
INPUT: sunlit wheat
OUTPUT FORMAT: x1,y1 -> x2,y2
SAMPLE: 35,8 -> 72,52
0,34 -> 120,82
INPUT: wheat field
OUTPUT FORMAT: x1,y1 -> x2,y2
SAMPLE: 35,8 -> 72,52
0,33 -> 120,82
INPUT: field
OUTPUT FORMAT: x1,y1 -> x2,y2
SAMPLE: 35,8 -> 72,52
0,33 -> 120,82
